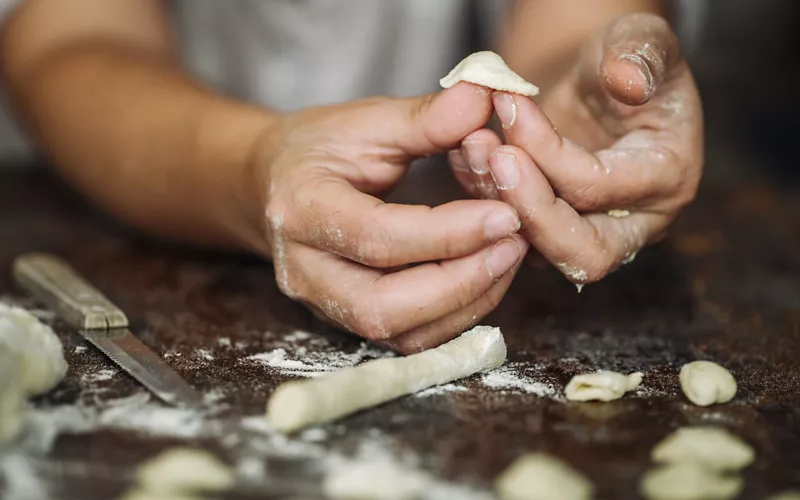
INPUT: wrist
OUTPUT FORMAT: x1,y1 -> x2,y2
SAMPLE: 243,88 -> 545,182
194,100 -> 283,257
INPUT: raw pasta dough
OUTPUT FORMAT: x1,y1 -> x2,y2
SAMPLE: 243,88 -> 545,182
0,302 -> 68,443
120,447 -> 234,500
495,453 -> 593,500
439,51 -> 539,97
640,463 -> 743,500
564,371 -> 643,402
651,427 -> 754,472
679,361 -> 737,406
266,326 -> 507,433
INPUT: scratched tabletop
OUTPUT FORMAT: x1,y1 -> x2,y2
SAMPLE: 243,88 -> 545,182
0,146 -> 798,500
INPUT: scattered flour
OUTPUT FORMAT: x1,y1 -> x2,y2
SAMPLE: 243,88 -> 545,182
246,342 -> 394,378
196,349 -> 215,361
217,337 -> 231,347
415,384 -> 469,398
81,369 -> 118,384
481,364 -> 558,399
322,439 -> 492,500
74,346 -> 88,354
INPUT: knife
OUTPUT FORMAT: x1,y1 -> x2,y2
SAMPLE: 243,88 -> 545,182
11,252 -> 204,408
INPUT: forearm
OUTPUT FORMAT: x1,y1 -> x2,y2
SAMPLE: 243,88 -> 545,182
499,0 -> 666,93
3,43 -> 277,253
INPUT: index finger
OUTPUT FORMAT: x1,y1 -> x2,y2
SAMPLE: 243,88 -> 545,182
277,176 -> 521,268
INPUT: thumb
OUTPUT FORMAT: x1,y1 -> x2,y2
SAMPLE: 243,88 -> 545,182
390,82 -> 494,158
598,13 -> 683,106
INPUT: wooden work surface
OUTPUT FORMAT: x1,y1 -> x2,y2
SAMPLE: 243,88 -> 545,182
0,157 -> 798,499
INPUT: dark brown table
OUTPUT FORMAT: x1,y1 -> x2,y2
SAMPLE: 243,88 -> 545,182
0,160 -> 798,499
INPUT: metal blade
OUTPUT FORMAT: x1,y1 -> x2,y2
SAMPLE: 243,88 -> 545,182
81,328 -> 204,408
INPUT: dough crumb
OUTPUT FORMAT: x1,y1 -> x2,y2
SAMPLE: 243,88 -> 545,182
651,427 -> 754,472
495,453 -> 593,500
639,463 -> 742,500
439,51 -> 539,97
679,361 -> 737,406
564,371 -> 643,402
137,447 -> 234,495
607,209 -> 631,218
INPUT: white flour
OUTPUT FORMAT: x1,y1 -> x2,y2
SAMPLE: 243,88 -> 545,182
245,338 -> 394,378
481,364 -> 559,399
415,384 -> 469,398
80,369 -> 118,384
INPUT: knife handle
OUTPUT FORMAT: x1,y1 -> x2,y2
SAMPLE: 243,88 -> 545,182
12,252 -> 128,330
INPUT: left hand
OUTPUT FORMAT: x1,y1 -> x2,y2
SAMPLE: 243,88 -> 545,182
449,13 -> 703,285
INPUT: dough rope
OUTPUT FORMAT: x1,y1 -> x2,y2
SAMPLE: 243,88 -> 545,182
266,326 -> 507,433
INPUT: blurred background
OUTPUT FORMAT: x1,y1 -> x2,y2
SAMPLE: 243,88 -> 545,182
689,0 -> 799,188
0,0 -> 797,188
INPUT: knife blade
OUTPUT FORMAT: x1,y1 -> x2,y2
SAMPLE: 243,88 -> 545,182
11,252 -> 204,408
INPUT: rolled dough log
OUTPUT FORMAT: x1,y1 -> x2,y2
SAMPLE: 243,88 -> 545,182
266,326 -> 507,433
650,427 -> 754,471
564,370 -> 643,402
0,302 -> 68,443
439,51 -> 539,97
495,453 -> 593,500
679,361 -> 737,406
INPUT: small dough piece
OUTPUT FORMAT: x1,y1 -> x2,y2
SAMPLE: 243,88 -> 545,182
607,209 -> 631,219
564,371 -> 643,402
267,326 -> 507,433
639,463 -> 743,500
439,51 -> 539,97
768,492 -> 800,500
651,427 -> 754,472
0,302 -> 68,443
137,447 -> 234,494
118,490 -> 198,500
495,453 -> 593,500
0,303 -> 68,395
679,361 -> 737,406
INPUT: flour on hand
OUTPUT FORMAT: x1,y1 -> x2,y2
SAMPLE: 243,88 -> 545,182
439,51 -> 539,97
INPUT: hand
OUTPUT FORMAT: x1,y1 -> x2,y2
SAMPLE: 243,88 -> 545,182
254,84 -> 528,353
450,13 -> 703,285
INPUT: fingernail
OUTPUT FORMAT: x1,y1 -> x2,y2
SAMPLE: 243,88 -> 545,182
489,151 -> 519,190
484,208 -> 520,241
486,238 -> 522,280
493,93 -> 517,129
463,140 -> 489,174
618,53 -> 654,96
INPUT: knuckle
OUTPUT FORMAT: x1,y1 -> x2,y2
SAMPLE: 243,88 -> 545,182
566,183 -> 605,212
451,274 -> 480,310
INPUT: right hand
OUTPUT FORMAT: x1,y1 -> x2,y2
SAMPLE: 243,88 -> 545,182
250,84 -> 528,353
